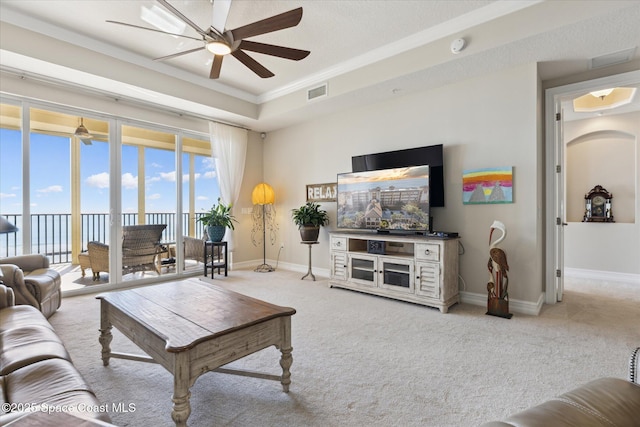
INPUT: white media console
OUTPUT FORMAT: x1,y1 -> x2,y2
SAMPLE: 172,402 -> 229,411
329,231 -> 460,313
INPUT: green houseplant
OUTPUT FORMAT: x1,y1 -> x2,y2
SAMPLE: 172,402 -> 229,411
197,198 -> 237,242
292,201 -> 329,242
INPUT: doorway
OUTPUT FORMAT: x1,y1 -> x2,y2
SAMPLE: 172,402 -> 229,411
545,69 -> 640,304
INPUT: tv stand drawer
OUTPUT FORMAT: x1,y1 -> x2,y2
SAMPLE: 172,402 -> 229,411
415,243 -> 440,261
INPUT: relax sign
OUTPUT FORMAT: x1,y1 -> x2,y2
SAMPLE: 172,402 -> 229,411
306,183 -> 337,202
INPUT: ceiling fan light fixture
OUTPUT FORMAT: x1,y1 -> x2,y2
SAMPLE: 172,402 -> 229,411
206,40 -> 232,55
74,118 -> 93,139
590,88 -> 614,99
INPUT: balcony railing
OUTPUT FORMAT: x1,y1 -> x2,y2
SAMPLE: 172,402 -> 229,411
1,213 -> 205,263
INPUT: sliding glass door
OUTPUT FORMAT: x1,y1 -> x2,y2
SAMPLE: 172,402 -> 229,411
120,124 -> 178,280
0,102 -> 22,257
0,97 -> 218,293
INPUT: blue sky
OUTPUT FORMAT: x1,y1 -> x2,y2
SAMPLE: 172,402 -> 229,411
0,128 -> 219,215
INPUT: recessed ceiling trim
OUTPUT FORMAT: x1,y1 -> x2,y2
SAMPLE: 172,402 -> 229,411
0,59 -> 254,129
257,0 -> 544,103
0,6 -> 257,103
573,87 -> 637,112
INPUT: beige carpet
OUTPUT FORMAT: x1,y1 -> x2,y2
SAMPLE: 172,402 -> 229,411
49,270 -> 640,427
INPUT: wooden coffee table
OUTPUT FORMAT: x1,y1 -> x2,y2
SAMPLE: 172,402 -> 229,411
97,280 -> 296,426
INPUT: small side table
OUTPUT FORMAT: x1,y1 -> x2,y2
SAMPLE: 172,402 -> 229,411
204,241 -> 228,279
301,241 -> 319,281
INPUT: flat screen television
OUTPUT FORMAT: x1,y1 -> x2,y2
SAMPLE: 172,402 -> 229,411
352,144 -> 444,207
337,165 -> 430,233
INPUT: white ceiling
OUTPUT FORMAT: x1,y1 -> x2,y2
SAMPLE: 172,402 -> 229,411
1,0 -> 639,131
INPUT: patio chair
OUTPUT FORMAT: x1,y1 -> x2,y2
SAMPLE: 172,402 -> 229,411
122,224 -> 166,276
87,241 -> 109,280
86,224 -> 167,280
182,235 -> 207,267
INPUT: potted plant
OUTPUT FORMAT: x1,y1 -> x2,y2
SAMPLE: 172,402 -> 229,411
292,201 -> 329,242
197,198 -> 237,242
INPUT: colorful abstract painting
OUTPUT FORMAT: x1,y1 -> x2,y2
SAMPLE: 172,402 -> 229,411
463,167 -> 513,204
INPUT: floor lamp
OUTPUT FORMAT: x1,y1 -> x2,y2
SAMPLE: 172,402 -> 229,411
252,183 -> 275,272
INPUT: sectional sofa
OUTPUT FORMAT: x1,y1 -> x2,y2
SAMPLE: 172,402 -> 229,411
481,347 -> 640,426
0,284 -> 114,425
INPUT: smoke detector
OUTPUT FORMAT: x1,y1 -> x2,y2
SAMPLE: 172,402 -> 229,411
450,38 -> 466,54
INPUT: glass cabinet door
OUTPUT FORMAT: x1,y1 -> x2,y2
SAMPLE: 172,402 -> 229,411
379,257 -> 414,293
348,254 -> 377,287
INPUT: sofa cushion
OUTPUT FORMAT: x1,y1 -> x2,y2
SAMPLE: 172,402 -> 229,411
4,358 -> 111,422
0,325 -> 70,375
482,377 -> 640,427
0,305 -> 53,333
24,268 -> 61,300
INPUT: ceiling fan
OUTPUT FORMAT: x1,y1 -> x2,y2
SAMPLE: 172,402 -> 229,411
31,117 -> 106,145
107,0 -> 310,79
74,117 -> 94,145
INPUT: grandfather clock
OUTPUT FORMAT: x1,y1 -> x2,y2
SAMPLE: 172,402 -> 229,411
583,185 -> 614,222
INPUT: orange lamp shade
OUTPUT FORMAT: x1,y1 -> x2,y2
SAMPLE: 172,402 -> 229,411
252,182 -> 275,205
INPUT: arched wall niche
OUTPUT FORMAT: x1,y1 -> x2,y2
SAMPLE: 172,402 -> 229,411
566,129 -> 636,223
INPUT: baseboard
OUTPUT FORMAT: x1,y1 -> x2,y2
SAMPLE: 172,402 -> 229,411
460,291 -> 544,316
565,268 -> 640,284
233,259 -> 330,278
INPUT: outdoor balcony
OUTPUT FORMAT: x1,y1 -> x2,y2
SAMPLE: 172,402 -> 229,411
1,212 -> 206,293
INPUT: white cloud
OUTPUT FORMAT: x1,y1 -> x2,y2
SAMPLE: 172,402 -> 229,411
180,173 -> 201,183
122,173 -> 138,189
159,171 -> 176,182
148,193 -> 161,200
0,193 -> 16,199
85,172 -> 109,189
196,195 -> 208,201
202,157 -> 215,169
37,185 -> 63,193
203,171 -> 217,179
157,171 -> 202,183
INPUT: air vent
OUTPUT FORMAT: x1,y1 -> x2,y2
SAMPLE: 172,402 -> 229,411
307,83 -> 328,101
589,47 -> 636,69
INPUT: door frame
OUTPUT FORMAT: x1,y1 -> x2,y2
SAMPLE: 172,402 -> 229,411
544,69 -> 640,304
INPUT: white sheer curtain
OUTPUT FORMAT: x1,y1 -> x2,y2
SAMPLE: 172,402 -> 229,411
209,121 -> 247,253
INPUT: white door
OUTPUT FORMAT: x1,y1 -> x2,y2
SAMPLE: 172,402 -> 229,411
553,103 -> 565,302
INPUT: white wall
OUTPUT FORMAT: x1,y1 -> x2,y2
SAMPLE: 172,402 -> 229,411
263,63 -> 544,305
564,111 -> 640,275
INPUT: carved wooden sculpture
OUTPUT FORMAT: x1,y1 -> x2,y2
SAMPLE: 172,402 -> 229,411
487,220 -> 512,318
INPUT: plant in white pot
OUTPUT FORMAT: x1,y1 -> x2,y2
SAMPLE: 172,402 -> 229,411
197,198 -> 237,242
292,201 -> 329,242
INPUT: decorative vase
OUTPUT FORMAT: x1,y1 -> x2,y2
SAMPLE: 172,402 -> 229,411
299,225 -> 320,242
206,225 -> 226,242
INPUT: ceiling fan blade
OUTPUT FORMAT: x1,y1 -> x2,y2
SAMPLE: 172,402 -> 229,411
211,0 -> 232,34
239,40 -> 309,61
105,20 -> 202,41
231,50 -> 274,78
230,7 -> 303,41
210,55 -> 224,79
156,0 -> 211,39
31,128 -> 107,144
154,46 -> 206,61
